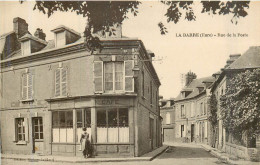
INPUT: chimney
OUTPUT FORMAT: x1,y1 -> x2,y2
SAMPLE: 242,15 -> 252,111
13,17 -> 28,38
34,28 -> 46,40
224,54 -> 241,68
185,71 -> 197,86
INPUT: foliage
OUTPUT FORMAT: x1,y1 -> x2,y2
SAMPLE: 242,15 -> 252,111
208,93 -> 218,147
21,1 -> 250,48
220,69 -> 260,141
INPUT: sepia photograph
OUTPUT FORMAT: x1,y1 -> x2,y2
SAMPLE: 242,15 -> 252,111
0,1 -> 259,165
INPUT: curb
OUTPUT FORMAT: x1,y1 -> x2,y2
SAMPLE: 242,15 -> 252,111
149,145 -> 169,161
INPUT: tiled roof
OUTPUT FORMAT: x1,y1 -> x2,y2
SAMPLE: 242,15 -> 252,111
175,76 -> 215,101
227,46 -> 260,70
0,31 -> 15,54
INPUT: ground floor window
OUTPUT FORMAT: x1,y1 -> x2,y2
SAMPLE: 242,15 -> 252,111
52,110 -> 73,143
181,125 -> 184,137
33,117 -> 43,140
97,108 -> 129,143
16,118 -> 25,141
77,108 -> 91,143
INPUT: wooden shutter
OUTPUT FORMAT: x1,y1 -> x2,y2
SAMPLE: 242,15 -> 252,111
24,118 -> 29,142
94,61 -> 103,93
28,74 -> 33,99
61,69 -> 67,96
55,69 -> 61,97
22,74 -> 28,100
205,121 -> 208,138
178,125 -> 181,138
124,60 -> 134,92
12,118 -> 17,142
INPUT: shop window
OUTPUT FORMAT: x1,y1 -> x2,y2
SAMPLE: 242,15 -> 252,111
55,67 -> 67,97
22,73 -> 34,100
16,118 -> 25,141
94,61 -> 134,93
76,108 -> 91,143
97,108 -> 129,143
52,111 -> 73,143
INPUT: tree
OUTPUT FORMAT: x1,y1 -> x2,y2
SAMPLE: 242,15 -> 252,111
220,69 -> 260,147
208,93 -> 218,148
22,1 -> 251,49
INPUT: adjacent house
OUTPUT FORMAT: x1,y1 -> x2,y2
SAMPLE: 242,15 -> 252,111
0,17 -> 162,157
211,47 -> 260,160
174,71 -> 215,144
160,98 -> 175,143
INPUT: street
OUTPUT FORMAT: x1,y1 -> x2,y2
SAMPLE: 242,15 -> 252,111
1,144 -> 225,165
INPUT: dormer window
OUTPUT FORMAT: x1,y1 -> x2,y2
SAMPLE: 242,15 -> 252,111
21,40 -> 31,56
55,31 -> 65,47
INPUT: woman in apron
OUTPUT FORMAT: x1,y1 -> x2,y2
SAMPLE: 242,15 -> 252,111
80,127 -> 90,158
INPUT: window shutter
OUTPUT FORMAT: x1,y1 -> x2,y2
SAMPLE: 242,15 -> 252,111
178,125 -> 181,138
124,60 -> 134,92
94,61 -> 103,93
24,118 -> 29,142
183,126 -> 186,137
61,69 -> 67,96
205,121 -> 208,138
28,74 -> 33,99
55,69 -> 61,97
22,74 -> 28,100
12,118 -> 17,142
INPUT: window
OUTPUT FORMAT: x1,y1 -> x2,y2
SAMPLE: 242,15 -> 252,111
22,73 -> 34,100
55,31 -> 65,47
94,60 -> 134,93
166,112 -> 171,124
181,105 -> 185,118
181,125 -> 184,137
76,108 -> 91,143
16,118 -> 25,141
97,108 -> 129,143
150,81 -> 153,104
55,68 -> 67,97
21,40 -> 31,56
142,71 -> 144,96
52,111 -> 73,143
33,117 -> 43,140
149,117 -> 154,139
200,102 -> 203,115
204,101 -> 207,115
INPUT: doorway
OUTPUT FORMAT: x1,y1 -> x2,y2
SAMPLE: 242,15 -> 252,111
191,124 -> 195,142
32,117 -> 43,154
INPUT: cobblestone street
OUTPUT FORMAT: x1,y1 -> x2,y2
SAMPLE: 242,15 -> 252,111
1,144 -> 225,165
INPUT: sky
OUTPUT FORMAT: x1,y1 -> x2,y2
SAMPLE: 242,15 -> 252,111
1,1 -> 260,99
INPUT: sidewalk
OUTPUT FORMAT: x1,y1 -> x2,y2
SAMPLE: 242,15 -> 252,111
1,145 -> 168,163
200,144 -> 259,165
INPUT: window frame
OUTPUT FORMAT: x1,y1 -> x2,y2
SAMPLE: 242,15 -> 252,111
16,118 -> 25,141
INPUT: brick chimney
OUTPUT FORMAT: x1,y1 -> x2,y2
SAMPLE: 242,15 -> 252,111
34,28 -> 46,40
185,71 -> 197,86
13,17 -> 28,38
224,54 -> 241,68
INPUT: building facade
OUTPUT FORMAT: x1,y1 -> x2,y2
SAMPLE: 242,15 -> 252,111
160,98 -> 175,143
0,17 -> 162,157
174,72 -> 215,144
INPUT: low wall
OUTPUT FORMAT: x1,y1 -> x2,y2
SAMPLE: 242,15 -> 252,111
225,142 -> 257,160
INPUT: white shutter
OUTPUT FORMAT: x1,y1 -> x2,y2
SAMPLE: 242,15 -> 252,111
61,69 -> 67,96
94,61 -> 103,93
124,60 -> 134,92
183,125 -> 186,137
205,121 -> 208,138
28,74 -> 33,99
12,118 -> 17,142
22,74 -> 28,100
166,113 -> 170,124
55,69 -> 61,97
24,118 -> 29,142
178,125 -> 181,138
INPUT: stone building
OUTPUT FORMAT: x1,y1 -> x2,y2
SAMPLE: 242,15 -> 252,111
159,98 -> 175,143
0,17 -> 162,157
211,47 -> 260,160
174,71 -> 215,144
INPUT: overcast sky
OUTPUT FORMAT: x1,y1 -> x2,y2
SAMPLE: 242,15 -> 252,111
1,1 -> 260,99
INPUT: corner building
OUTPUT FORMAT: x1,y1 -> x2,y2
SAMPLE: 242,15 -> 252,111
0,17 -> 162,157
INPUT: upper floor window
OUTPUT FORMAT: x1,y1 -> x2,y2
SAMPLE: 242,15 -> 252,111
200,102 -> 204,115
94,60 -> 134,93
181,105 -> 185,118
21,40 -> 31,56
55,31 -> 66,47
22,72 -> 34,100
55,67 -> 67,97
166,112 -> 171,124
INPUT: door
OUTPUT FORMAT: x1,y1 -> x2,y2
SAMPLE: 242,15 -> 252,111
191,124 -> 195,142
32,117 -> 44,154
163,128 -> 174,143
149,118 -> 154,150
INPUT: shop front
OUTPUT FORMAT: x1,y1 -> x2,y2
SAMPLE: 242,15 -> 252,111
48,96 -> 136,157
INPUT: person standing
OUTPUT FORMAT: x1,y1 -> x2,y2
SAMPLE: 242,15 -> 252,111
80,127 -> 90,158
